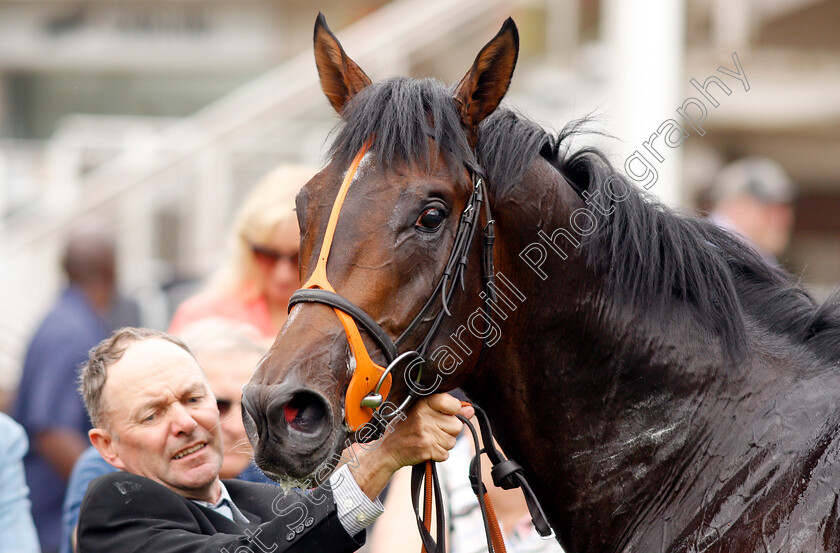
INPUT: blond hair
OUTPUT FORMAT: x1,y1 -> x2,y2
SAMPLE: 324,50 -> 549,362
207,164 -> 315,299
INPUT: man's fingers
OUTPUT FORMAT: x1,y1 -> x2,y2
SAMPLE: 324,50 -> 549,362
438,415 -> 463,438
425,393 -> 462,415
440,432 -> 457,452
430,443 -> 451,463
384,393 -> 471,468
414,404 -> 463,439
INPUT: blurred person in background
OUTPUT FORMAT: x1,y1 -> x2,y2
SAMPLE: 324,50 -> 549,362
707,156 -> 796,267
0,412 -> 40,553
60,318 -> 271,553
168,165 -> 315,344
12,222 -> 117,553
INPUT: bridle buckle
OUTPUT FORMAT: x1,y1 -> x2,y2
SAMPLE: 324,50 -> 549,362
359,394 -> 383,409
361,350 -> 423,413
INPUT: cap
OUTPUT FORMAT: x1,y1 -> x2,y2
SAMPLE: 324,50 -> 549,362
711,157 -> 795,204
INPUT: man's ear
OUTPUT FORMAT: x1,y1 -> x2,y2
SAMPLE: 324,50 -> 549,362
313,12 -> 372,114
89,428 -> 126,471
453,17 -> 519,146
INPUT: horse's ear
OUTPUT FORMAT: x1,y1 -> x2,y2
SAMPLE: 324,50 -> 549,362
454,18 -> 519,144
313,12 -> 372,114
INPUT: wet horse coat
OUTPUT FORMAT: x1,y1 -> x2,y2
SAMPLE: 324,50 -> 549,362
243,15 -> 840,553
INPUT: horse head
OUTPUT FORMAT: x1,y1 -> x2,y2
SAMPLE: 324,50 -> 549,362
242,14 -> 519,483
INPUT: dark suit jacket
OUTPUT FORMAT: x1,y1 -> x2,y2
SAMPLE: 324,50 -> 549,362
77,472 -> 363,553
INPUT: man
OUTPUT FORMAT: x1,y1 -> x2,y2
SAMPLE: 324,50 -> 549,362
60,318 -> 272,553
76,327 -> 471,552
708,156 -> 796,266
13,222 -> 117,553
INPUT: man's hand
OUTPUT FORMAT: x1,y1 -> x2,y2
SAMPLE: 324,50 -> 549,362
380,394 -> 474,470
348,393 -> 474,500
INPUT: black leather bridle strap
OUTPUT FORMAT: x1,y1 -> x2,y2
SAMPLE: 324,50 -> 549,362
396,174 -> 489,352
289,289 -> 398,363
411,461 -> 446,553
410,403 -> 555,553
473,405 -> 553,538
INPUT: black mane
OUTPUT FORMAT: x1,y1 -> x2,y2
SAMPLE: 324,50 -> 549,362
328,77 -> 476,181
327,76 -> 840,365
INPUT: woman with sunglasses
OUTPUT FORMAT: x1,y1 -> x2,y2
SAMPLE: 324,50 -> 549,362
169,165 -> 314,344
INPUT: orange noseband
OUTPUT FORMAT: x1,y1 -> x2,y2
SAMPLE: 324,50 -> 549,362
298,139 -> 392,432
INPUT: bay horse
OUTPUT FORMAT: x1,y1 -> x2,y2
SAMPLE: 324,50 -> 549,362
242,14 -> 840,553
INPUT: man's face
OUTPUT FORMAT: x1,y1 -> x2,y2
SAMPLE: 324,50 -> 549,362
723,195 -> 794,257
92,338 -> 224,501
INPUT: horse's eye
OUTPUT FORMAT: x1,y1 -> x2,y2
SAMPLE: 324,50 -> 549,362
415,207 -> 446,231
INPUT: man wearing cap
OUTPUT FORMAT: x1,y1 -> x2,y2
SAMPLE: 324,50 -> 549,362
708,156 -> 796,266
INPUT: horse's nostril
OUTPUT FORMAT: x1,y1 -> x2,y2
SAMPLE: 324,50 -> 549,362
284,403 -> 300,424
275,391 -> 329,436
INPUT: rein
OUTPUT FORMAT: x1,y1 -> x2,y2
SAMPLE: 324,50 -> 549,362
412,403 -> 554,553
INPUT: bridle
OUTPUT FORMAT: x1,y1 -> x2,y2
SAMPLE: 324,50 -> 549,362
288,137 -> 498,435
288,135 -> 557,551
415,402 -> 554,553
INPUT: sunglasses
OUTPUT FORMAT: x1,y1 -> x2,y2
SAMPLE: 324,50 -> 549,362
216,397 -> 241,418
250,243 -> 299,266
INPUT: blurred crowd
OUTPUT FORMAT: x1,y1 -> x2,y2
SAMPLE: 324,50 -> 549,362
5,164 -> 309,553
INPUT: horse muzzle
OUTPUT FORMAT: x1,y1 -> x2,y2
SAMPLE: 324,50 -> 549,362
242,382 -> 335,478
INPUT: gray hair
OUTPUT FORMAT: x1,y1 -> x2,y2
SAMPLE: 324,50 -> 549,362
79,327 -> 192,429
175,318 -> 266,357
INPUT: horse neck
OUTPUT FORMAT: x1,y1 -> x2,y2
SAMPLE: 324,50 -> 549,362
459,158 -> 840,551
460,161 -> 754,550
469,295 -> 687,524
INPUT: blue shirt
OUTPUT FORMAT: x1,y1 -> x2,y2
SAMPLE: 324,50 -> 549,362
13,286 -> 109,553
0,413 -> 40,553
